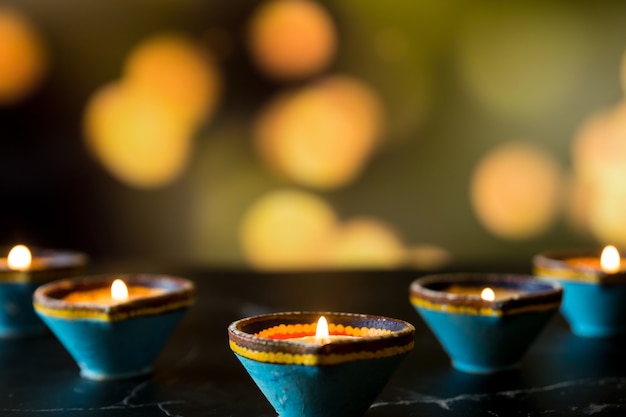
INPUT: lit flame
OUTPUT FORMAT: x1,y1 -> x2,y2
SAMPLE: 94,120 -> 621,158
111,279 -> 129,301
315,316 -> 330,345
7,244 -> 32,271
481,287 -> 496,301
601,245 -> 621,274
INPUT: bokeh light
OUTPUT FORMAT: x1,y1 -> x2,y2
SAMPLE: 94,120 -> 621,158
248,0 -> 337,80
238,189 -> 451,270
588,186 -> 626,248
571,109 -> 613,183
322,217 -> 406,269
572,104 -> 626,187
83,32 -> 222,188
238,189 -> 449,270
84,81 -> 193,188
569,100 -> 626,247
470,141 -> 563,240
239,189 -> 337,270
456,3 -> 589,121
0,6 -> 47,104
123,33 -> 221,126
254,75 -> 384,189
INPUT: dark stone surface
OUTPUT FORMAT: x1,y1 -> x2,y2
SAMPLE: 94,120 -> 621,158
2,268 -> 626,416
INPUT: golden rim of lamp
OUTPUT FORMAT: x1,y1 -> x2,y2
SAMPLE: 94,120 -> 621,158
410,273 -> 563,317
228,312 -> 415,366
33,274 -> 195,322
0,245 -> 87,283
533,246 -> 625,284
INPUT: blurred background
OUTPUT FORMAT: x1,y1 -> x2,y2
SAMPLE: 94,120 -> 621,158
1,0 -> 626,271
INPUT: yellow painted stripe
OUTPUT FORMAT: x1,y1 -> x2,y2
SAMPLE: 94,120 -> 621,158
229,339 -> 414,366
410,296 -> 502,317
410,296 -> 560,316
533,267 -> 600,283
33,299 -> 193,322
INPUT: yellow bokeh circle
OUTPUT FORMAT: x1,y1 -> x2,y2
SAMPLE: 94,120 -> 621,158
470,142 -> 563,240
248,0 -> 337,80
322,217 -> 406,269
254,75 -> 384,189
239,189 -> 337,270
123,33 -> 221,126
0,7 -> 47,104
84,82 -> 193,188
569,101 -> 626,245
83,32 -> 222,188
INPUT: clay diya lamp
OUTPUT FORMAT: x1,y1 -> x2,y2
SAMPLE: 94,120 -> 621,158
0,245 -> 87,337
228,311 -> 415,417
33,274 -> 194,380
410,273 -> 562,373
533,245 -> 626,337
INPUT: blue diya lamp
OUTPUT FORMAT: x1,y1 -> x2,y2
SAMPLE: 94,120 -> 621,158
228,311 -> 415,417
33,274 -> 194,380
533,247 -> 626,338
0,245 -> 87,338
410,273 -> 562,374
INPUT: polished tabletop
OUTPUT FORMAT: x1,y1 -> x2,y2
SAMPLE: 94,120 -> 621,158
1,265 -> 626,416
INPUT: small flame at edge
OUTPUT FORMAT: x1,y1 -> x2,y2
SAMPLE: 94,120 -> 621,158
601,245 -> 621,274
111,279 -> 129,301
7,245 -> 32,271
481,287 -> 496,301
